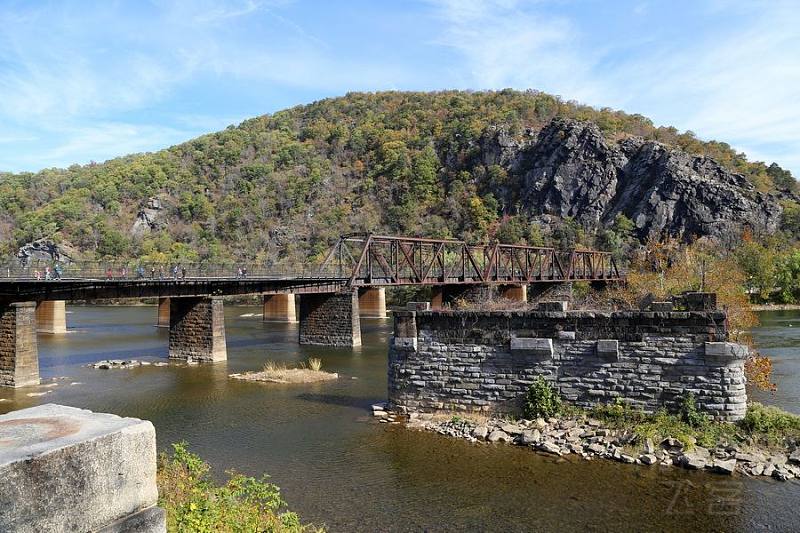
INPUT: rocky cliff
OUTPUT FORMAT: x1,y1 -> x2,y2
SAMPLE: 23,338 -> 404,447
506,119 -> 782,242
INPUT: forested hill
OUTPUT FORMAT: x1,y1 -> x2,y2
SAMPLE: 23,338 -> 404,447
0,90 -> 797,267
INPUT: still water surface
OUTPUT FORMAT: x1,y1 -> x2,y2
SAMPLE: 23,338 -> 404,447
1,306 -> 798,532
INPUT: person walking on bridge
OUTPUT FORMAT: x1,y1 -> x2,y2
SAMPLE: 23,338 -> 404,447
158,265 -> 165,280
181,266 -> 187,280
172,265 -> 179,280
54,263 -> 62,280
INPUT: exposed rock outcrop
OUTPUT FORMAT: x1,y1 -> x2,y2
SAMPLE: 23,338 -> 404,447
509,118 -> 782,242
131,197 -> 165,237
16,238 -> 78,265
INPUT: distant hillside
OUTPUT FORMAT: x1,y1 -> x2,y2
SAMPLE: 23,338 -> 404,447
0,90 -> 795,267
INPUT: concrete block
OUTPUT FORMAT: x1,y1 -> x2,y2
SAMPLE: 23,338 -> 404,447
0,403 -> 163,532
596,339 -> 619,360
557,330 -> 576,340
705,342 -> 748,362
407,301 -> 431,311
510,337 -> 553,358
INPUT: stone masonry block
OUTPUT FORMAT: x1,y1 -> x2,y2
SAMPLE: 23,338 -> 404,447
596,339 -> 619,360
537,301 -> 568,312
704,342 -> 748,362
510,337 -> 553,358
0,404 -> 165,532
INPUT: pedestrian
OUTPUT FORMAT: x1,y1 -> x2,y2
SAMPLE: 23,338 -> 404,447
242,266 -> 248,278
106,267 -> 113,280
159,265 -> 164,280
35,269 -> 41,281
172,265 -> 178,280
237,267 -> 243,279
150,266 -> 156,279
45,266 -> 51,281
137,265 -> 145,279
121,267 -> 127,279
54,264 -> 62,280
181,266 -> 187,280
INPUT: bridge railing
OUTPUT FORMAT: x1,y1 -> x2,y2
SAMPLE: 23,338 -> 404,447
0,260 -> 344,281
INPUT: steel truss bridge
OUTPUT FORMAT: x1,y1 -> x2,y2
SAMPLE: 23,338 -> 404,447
0,234 -> 622,302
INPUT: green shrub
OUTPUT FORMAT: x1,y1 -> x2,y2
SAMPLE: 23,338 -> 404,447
740,403 -> 800,441
158,442 -> 319,532
678,393 -> 708,428
523,377 -> 562,419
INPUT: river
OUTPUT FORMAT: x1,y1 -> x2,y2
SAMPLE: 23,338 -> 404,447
1,306 -> 797,532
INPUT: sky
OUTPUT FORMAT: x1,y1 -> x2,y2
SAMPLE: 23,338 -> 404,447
0,0 -> 798,175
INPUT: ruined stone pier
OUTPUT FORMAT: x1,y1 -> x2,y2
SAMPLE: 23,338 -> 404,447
389,302 -> 749,421
0,302 -> 39,388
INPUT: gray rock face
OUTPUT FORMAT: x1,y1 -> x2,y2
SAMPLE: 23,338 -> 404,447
510,118 -> 781,243
16,238 -> 77,265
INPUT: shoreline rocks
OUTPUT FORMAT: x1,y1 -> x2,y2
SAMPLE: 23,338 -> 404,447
373,407 -> 800,482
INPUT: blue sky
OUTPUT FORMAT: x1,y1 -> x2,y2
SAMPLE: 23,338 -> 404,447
0,0 -> 798,175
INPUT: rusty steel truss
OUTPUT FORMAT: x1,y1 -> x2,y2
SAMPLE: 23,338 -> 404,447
318,234 -> 622,287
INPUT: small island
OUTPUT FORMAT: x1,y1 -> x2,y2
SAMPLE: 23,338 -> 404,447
230,358 -> 338,384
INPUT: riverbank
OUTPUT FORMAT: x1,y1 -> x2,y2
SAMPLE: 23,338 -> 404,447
752,303 -> 800,311
374,402 -> 800,482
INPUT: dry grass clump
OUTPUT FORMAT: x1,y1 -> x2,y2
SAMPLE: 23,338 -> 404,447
231,357 -> 337,384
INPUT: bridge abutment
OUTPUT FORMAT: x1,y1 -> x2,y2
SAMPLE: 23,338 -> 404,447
0,302 -> 39,387
36,300 -> 67,334
156,297 -> 170,328
358,287 -> 387,318
168,297 -> 227,362
299,291 -> 361,346
262,294 -> 297,322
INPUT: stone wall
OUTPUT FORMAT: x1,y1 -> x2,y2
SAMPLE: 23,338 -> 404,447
0,302 -> 39,387
388,307 -> 748,421
299,291 -> 361,346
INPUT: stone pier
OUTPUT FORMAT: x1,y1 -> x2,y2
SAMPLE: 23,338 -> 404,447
156,297 -> 170,328
499,284 -> 527,302
262,294 -> 297,322
430,285 -> 491,309
299,291 -> 361,346
0,404 -> 165,532
36,300 -> 67,334
168,297 -> 227,362
358,287 -> 387,318
0,302 -> 39,388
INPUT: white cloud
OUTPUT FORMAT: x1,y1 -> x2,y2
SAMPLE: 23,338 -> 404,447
427,0 -> 800,175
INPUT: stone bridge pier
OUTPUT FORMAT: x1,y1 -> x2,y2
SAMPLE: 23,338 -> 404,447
358,287 -> 387,318
0,302 -> 39,387
262,294 -> 297,322
36,300 -> 67,334
299,290 -> 361,346
168,296 -> 227,362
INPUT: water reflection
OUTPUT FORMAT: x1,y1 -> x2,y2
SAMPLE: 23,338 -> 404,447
0,305 -> 797,532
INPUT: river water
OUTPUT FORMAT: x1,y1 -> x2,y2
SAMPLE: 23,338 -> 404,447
1,306 -> 798,532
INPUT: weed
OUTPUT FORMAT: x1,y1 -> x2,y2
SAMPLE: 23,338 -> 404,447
522,377 -> 562,419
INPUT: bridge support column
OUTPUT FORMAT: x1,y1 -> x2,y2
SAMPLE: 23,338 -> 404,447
499,284 -> 527,303
299,291 -> 361,346
0,302 -> 39,387
156,297 -> 170,328
262,294 -> 297,322
430,285 -> 491,310
358,287 -> 387,318
528,283 -> 572,303
36,300 -> 67,334
168,297 -> 227,362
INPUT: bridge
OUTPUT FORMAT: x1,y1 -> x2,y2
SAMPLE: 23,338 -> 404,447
0,234 -> 622,388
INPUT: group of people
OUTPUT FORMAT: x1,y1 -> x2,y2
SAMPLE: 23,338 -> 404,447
30,263 -> 253,281
33,264 -> 63,280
